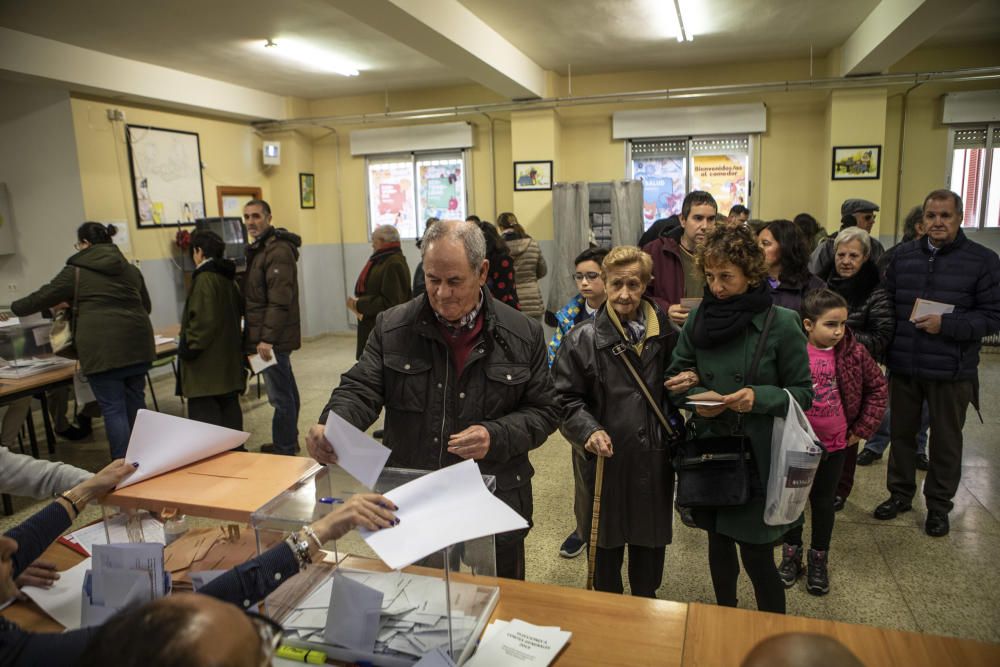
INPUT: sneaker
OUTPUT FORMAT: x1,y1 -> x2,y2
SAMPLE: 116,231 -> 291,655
925,511 -> 949,537
559,532 -> 586,558
833,496 -> 845,512
873,497 -> 912,520
856,449 -> 882,466
806,548 -> 830,596
260,443 -> 301,456
56,425 -> 89,441
777,544 -> 803,588
916,453 -> 929,471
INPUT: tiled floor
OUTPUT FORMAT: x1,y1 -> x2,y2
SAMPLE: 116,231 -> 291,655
2,334 -> 998,644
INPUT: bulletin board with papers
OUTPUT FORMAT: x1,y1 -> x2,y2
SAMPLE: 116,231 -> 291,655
126,124 -> 206,228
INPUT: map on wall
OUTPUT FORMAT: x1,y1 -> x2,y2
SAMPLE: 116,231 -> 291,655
126,125 -> 206,228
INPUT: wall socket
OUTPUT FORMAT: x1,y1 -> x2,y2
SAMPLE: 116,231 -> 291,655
106,108 -> 125,122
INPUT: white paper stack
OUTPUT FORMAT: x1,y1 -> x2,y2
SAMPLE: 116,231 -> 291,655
282,569 -> 480,661
466,619 -> 571,666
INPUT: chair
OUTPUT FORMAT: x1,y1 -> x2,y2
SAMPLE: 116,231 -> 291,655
146,356 -> 179,412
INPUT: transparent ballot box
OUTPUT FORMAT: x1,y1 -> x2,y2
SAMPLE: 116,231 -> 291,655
252,465 -> 502,665
0,313 -> 73,379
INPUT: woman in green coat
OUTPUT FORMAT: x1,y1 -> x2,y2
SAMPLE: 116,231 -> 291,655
179,230 -> 245,432
666,222 -> 813,614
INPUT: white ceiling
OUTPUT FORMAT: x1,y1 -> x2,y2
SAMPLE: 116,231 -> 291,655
1,0 -> 997,100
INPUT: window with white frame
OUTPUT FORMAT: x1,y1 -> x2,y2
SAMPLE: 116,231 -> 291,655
948,126 -> 1000,230
628,135 -> 752,230
366,151 -> 468,239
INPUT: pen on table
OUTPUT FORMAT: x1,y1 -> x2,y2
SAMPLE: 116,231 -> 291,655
57,536 -> 90,558
318,497 -> 343,505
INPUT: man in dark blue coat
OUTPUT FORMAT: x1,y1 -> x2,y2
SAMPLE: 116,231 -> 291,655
874,189 -> 1000,537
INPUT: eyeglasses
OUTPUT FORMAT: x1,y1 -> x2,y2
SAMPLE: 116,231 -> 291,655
246,611 -> 284,666
573,272 -> 601,282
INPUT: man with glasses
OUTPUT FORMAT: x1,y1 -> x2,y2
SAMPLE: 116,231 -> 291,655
642,190 -> 719,329
809,198 -> 886,280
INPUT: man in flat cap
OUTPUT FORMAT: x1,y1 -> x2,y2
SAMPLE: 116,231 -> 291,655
809,198 -> 885,280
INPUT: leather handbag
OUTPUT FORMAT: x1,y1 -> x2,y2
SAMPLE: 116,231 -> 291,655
49,267 -> 80,359
673,306 -> 775,509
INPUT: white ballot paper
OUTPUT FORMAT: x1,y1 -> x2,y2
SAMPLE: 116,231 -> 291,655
414,647 -> 457,666
360,459 -> 528,570
20,558 -> 92,629
323,411 -> 391,489
118,410 -> 249,488
910,297 -> 955,321
324,573 -> 384,652
65,513 -> 165,555
248,353 -> 278,374
467,619 -> 571,666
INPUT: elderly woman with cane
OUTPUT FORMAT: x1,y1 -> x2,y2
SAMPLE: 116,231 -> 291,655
552,246 -> 697,597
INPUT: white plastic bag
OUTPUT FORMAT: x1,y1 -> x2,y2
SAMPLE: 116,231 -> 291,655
764,389 -> 825,526
73,369 -> 95,405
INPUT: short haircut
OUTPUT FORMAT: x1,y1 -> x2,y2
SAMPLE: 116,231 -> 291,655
923,189 -> 963,221
421,219 -> 486,270
77,222 -> 116,245
681,190 -> 718,220
793,213 -> 821,240
833,226 -> 872,258
760,219 -> 812,285
602,245 -> 653,284
696,222 -> 768,286
190,230 -> 225,259
729,204 -> 750,217
465,214 -> 482,224
244,198 -> 272,216
574,246 -> 609,267
373,224 -> 401,244
802,288 -> 849,323
78,600 -> 204,667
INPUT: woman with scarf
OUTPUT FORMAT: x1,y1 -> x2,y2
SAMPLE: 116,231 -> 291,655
348,224 -> 411,359
553,245 -> 697,598
666,223 -> 813,614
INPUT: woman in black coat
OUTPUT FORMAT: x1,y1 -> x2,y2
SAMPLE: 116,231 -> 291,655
552,245 -> 696,598
757,219 -> 825,316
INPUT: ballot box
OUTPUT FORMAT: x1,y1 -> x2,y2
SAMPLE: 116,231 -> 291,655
0,314 -> 74,379
252,465 -> 502,665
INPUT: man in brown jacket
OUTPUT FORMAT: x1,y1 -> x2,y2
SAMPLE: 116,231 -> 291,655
242,199 -> 302,455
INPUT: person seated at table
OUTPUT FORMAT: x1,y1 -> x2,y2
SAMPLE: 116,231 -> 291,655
740,632 -> 864,667
552,245 -> 698,598
0,457 -> 398,667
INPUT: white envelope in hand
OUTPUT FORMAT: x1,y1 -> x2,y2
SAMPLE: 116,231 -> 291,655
118,410 -> 249,488
324,573 -> 384,652
323,411 -> 391,489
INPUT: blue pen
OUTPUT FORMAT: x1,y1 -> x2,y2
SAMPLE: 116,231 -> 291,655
318,497 -> 344,504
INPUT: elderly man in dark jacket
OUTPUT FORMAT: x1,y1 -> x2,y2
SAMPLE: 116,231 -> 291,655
874,189 -> 1000,537
348,224 -> 412,359
306,220 -> 559,580
242,199 -> 302,455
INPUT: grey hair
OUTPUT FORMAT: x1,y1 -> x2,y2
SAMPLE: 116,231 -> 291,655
834,226 -> 872,258
373,224 -> 400,244
420,220 -> 486,270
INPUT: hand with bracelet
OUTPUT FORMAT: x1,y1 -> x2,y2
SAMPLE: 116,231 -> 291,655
286,493 -> 399,567
55,459 -> 138,521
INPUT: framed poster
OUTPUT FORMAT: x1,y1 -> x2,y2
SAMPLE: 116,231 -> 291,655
368,159 -> 417,238
417,157 -> 466,221
514,160 -> 553,191
832,145 -> 881,180
299,173 -> 315,209
126,125 -> 206,227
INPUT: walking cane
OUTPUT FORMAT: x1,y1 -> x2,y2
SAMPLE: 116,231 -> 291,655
586,456 -> 606,591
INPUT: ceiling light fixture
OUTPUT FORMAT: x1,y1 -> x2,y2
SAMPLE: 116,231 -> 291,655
262,38 -> 360,77
673,0 -> 692,42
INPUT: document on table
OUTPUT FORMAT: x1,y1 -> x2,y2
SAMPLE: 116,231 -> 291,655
118,410 -> 250,488
324,573 -> 384,652
20,558 -> 91,630
910,298 -> 955,321
466,619 -> 571,666
153,335 -> 175,346
323,411 -> 391,489
91,542 -> 167,599
360,459 -> 528,570
64,514 -> 165,555
247,353 -> 277,374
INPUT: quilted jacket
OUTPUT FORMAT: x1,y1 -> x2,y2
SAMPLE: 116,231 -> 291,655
831,328 -> 888,442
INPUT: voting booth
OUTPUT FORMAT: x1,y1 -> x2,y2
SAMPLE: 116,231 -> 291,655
252,464 -> 502,665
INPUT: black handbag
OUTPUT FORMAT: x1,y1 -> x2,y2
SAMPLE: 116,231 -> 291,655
673,306 -> 775,509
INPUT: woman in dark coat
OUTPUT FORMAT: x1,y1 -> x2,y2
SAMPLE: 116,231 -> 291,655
476,220 -> 520,310
666,223 -> 813,614
826,226 -> 895,506
12,223 -> 155,459
758,219 -> 825,315
552,245 -> 697,598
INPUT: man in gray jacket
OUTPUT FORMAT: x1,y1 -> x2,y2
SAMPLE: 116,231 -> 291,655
306,220 -> 559,580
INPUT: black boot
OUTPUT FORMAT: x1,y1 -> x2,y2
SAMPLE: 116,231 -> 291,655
806,548 -> 830,596
777,543 -> 803,589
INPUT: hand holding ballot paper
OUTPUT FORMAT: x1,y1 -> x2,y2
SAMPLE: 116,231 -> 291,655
910,298 -> 954,335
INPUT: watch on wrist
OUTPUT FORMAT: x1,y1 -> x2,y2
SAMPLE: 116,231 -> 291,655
285,532 -> 312,570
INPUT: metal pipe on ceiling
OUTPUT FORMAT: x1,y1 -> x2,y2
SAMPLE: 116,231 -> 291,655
253,66 -> 1000,132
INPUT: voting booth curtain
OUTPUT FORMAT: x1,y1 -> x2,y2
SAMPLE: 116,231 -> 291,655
549,182 -> 591,315
610,179 -> 644,248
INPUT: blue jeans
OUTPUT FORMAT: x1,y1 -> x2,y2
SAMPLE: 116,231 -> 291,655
263,351 -> 300,454
864,402 -> 929,456
87,363 -> 150,459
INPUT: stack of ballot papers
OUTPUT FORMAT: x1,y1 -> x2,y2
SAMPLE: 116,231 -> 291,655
62,513 -> 165,555
466,619 -> 571,666
81,542 -> 169,627
281,569 -> 490,662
